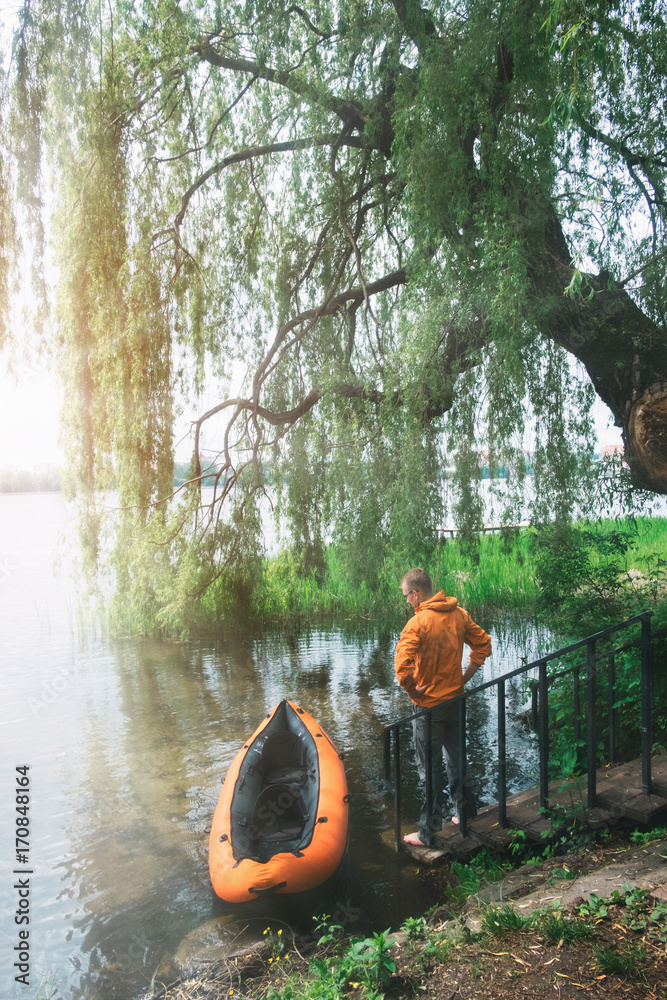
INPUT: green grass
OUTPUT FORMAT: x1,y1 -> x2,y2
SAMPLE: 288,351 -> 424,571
254,516 -> 667,628
535,906 -> 595,943
255,529 -> 539,624
595,944 -> 646,977
482,904 -> 533,938
104,512 -> 667,638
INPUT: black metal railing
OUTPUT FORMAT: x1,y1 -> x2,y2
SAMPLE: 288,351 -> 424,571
383,611 -> 663,850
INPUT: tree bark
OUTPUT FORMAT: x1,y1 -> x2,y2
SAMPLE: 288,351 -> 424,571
535,209 -> 667,493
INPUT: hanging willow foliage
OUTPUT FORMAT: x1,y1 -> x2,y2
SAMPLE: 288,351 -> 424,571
4,0 -> 667,630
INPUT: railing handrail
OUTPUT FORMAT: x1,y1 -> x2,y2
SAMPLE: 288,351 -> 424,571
383,610 -> 659,849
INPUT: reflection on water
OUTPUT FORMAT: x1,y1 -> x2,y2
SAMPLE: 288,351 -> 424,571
0,494 -> 550,1000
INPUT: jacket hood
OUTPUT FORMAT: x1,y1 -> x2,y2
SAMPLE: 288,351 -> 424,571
415,590 -> 458,613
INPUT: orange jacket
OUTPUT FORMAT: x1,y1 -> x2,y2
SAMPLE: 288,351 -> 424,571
394,592 -> 492,707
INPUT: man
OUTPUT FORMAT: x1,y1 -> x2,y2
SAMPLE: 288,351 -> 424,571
394,567 -> 492,846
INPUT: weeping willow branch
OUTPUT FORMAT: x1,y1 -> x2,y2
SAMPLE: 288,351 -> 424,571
174,132 -> 369,229
193,43 -> 369,134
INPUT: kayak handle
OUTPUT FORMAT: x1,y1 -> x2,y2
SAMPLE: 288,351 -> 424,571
249,881 -> 287,895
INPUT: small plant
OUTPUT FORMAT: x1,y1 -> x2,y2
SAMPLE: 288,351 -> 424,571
482,904 -> 533,938
469,958 -> 484,978
444,860 -> 480,904
263,926 -> 286,963
509,828 -> 528,857
445,848 -> 513,903
630,825 -> 667,848
535,903 -> 594,943
338,929 -> 396,989
577,892 -> 611,919
614,884 -> 667,943
595,944 -> 646,977
550,864 -> 575,880
313,913 -> 344,947
419,932 -> 452,965
401,915 -> 427,940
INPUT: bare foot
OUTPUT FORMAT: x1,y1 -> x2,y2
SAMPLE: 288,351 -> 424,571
403,831 -> 427,846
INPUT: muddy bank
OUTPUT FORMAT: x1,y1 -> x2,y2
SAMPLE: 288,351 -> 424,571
143,834 -> 667,1000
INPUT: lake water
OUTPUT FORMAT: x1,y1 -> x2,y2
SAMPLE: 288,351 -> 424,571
0,493 -> 557,1000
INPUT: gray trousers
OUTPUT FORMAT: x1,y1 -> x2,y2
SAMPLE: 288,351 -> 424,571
412,700 -> 476,844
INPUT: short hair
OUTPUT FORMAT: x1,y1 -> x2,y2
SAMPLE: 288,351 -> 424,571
401,567 -> 433,594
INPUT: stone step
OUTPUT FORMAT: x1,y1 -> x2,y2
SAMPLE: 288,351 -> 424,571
400,753 -> 667,865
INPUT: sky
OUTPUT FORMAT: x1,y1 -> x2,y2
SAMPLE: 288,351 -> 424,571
0,357 -> 63,467
0,357 -> 195,468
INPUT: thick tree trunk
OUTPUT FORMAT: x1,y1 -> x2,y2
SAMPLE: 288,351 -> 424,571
549,271 -> 667,493
535,211 -> 667,494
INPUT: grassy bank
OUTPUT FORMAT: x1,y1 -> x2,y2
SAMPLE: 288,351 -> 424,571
254,516 -> 667,627
105,514 -> 667,640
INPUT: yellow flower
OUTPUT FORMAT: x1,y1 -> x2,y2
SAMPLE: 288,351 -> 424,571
277,929 -> 283,936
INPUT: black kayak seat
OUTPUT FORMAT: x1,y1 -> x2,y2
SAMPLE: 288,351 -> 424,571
261,732 -> 308,785
251,782 -> 307,844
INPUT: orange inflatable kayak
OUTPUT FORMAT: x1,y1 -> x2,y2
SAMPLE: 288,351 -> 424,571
208,700 -> 349,903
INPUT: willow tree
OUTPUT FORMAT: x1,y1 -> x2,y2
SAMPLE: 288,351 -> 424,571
7,0 -> 667,625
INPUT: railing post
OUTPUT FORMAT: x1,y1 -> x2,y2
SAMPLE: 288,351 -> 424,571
641,614 -> 653,795
458,698 -> 468,837
393,727 -> 402,852
607,654 -> 616,763
425,709 -> 433,842
573,664 -> 581,755
531,682 -> 538,730
498,678 -> 507,828
383,726 -> 391,783
538,660 -> 549,814
587,640 -> 597,809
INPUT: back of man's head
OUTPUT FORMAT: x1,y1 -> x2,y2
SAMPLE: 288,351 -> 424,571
401,567 -> 433,597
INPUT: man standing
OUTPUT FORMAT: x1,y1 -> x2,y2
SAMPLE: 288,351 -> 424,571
394,567 -> 492,846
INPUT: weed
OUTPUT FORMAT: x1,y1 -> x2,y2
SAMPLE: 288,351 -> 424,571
482,904 -> 533,938
509,828 -> 528,857
312,914 -> 344,948
401,915 -> 427,940
338,929 -> 396,989
445,861 -> 480,904
469,959 -> 484,978
630,826 -> 667,848
616,884 -> 667,943
550,864 -> 575,880
419,932 -> 452,965
446,849 -> 513,903
535,904 -> 594,943
263,926 -> 286,963
595,944 -> 646,977
577,892 -> 612,919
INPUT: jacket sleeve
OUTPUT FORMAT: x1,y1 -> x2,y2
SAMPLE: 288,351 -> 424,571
394,619 -> 422,693
463,613 -> 492,667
